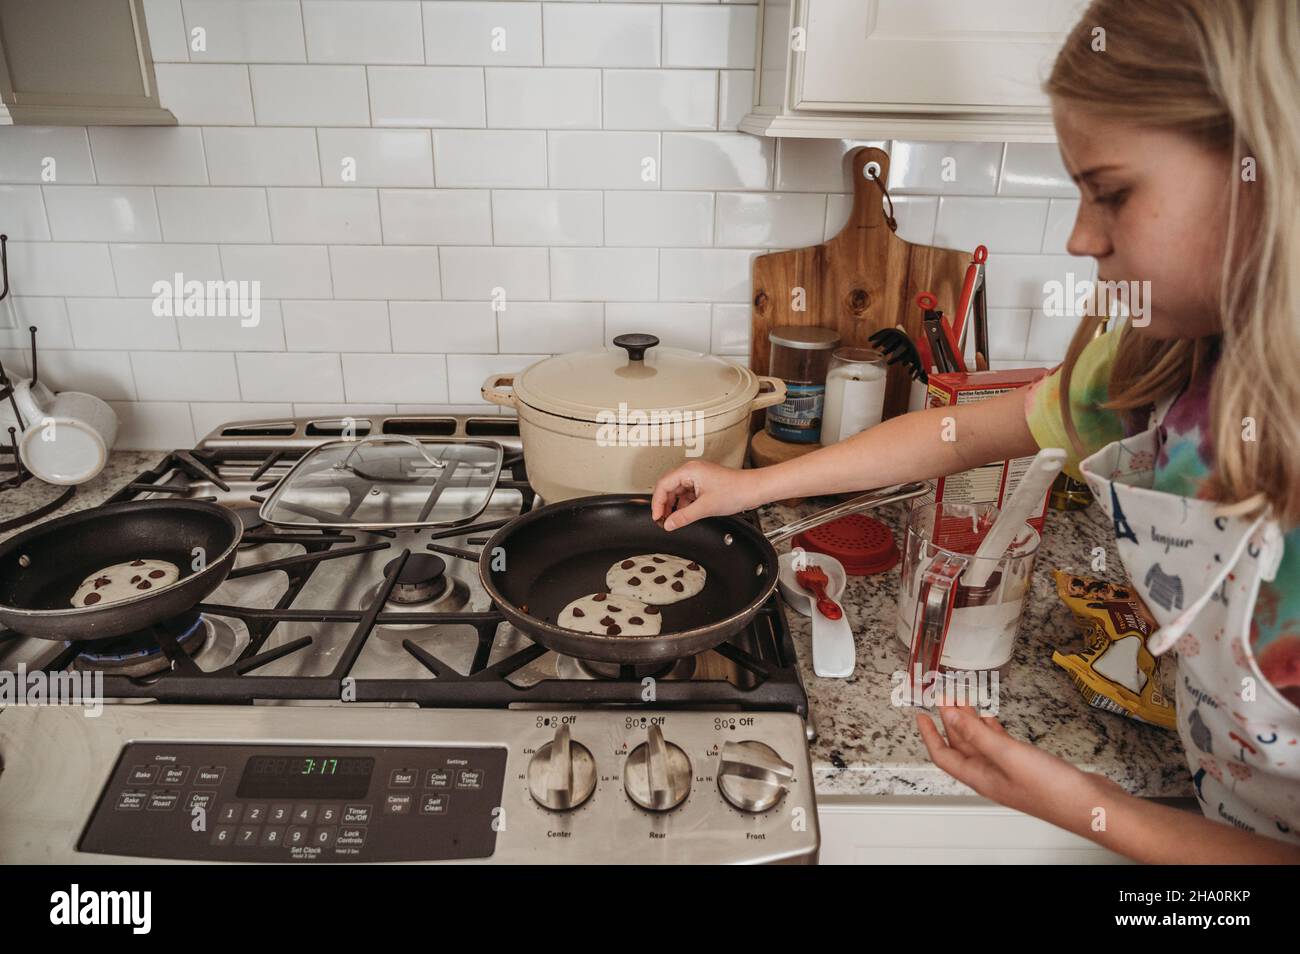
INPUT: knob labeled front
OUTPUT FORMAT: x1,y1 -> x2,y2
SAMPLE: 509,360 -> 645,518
717,740 -> 794,813
623,724 -> 691,811
528,724 -> 596,811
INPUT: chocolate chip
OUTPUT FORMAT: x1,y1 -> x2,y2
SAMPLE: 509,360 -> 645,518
645,606 -> 660,615
628,576 -> 641,586
592,593 -> 606,601
148,569 -> 165,579
673,570 -> 684,578
130,575 -> 141,584
605,624 -> 621,636
652,557 -> 665,563
608,605 -> 621,613
93,577 -> 110,588
671,581 -> 684,592
641,565 -> 654,573
621,559 -> 634,569
137,581 -> 152,590
130,560 -> 145,566
687,562 -> 699,570
628,616 -> 644,625
84,592 -> 101,605
600,616 -> 615,627
572,607 -> 584,617
654,575 -> 667,584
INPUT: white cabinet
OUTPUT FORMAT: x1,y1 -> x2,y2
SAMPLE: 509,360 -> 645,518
0,0 -> 175,125
744,0 -> 1088,142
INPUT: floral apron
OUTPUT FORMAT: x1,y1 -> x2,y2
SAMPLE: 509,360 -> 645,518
1077,394 -> 1300,845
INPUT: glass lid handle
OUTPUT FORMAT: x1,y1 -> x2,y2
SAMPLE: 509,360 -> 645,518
336,433 -> 448,473
612,333 -> 659,363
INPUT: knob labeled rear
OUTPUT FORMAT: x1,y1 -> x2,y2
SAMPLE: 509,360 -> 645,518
623,724 -> 691,811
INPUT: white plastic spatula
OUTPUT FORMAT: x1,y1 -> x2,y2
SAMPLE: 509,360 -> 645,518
962,448 -> 1065,589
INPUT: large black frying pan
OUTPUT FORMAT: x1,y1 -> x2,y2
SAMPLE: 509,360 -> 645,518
480,482 -> 927,664
0,500 -> 243,641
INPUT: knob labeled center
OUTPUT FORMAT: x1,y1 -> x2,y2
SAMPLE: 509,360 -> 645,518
528,723 -> 596,811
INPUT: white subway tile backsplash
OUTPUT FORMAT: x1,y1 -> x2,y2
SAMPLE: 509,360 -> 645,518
710,303 -> 750,354
317,129 -> 435,187
983,253 -> 1095,310
1,299 -> 73,350
182,0 -> 306,63
368,67 -> 486,127
662,5 -> 757,69
602,70 -> 716,131
268,188 -> 382,244
423,2 -> 543,67
176,302 -> 286,352
717,71 -> 754,132
7,243 -> 115,297
302,1 -> 424,65
330,246 -> 443,299
999,143 -> 1078,197
142,0 -> 189,63
984,308 -> 1032,361
249,66 -> 371,126
66,299 -> 179,351
156,187 -> 272,243
43,186 -> 160,242
190,403 -> 293,438
715,192 -> 825,249
132,351 -> 240,401
605,302 -> 711,353
110,243 -> 222,297
110,401 -> 195,448
551,247 -> 657,301
202,128 -> 322,186
154,64 -> 254,125
446,353 -> 545,404
0,186 -> 48,240
492,190 -> 602,246
380,189 -> 492,245
543,4 -> 660,68
498,302 -> 604,352
825,194 -> 939,245
390,302 -> 498,353
343,353 -> 448,403
659,248 -> 754,302
662,133 -> 772,191
773,139 -> 888,193
37,351 -> 136,400
548,132 -> 659,190
439,247 -> 550,300
934,196 -> 1049,255
236,352 -> 344,403
0,128 -> 95,184
887,141 -> 1002,196
88,127 -> 208,185
1025,309 -> 1081,362
282,301 -> 391,352
604,191 -> 713,247
486,68 -> 601,129
1041,198 -> 1079,254
219,245 -> 333,299
433,131 -> 547,187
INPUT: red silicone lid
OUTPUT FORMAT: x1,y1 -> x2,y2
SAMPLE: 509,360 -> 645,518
792,513 -> 900,576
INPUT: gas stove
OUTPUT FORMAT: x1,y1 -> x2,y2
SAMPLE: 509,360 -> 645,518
0,414 -> 818,864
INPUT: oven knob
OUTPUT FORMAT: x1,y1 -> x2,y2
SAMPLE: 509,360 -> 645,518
528,723 -> 596,811
623,724 -> 691,811
716,740 -> 794,813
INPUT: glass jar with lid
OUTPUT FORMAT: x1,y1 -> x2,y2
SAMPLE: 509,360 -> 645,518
765,326 -> 841,443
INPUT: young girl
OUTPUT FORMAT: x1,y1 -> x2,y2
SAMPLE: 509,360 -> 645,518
651,0 -> 1300,863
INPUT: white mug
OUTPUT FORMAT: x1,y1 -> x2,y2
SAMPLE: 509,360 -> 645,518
5,378 -> 118,485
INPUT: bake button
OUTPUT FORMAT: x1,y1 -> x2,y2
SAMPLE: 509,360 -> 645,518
127,765 -> 158,785
146,789 -> 180,812
424,769 -> 450,789
316,803 -> 341,825
456,769 -> 483,790
242,803 -> 268,824
343,804 -> 371,824
389,769 -> 417,788
311,827 -> 336,848
419,794 -> 449,815
268,803 -> 292,824
336,826 -> 366,848
159,765 -> 189,786
286,826 -> 309,848
235,827 -> 260,846
217,803 -> 242,824
194,766 -> 225,786
115,790 -> 148,812
292,804 -> 316,825
384,793 -> 412,815
210,826 -> 235,847
260,826 -> 285,847
187,791 -> 217,815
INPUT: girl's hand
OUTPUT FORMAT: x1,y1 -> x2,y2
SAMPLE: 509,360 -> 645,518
650,461 -> 759,531
917,706 -> 1118,835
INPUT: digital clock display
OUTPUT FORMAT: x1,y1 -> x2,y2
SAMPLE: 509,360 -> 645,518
236,755 -> 375,799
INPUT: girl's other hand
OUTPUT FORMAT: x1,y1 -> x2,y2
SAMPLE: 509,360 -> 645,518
650,461 -> 758,531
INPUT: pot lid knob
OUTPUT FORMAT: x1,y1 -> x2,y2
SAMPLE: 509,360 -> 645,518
612,333 -> 659,363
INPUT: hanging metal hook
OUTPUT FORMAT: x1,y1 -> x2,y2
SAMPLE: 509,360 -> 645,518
0,234 -> 8,302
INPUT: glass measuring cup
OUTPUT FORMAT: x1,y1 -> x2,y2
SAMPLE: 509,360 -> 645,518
894,501 -> 1041,676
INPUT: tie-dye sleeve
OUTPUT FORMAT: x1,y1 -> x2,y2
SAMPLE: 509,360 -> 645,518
1023,328 -> 1126,481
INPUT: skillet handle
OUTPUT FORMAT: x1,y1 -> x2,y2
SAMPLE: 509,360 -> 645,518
763,480 -> 929,546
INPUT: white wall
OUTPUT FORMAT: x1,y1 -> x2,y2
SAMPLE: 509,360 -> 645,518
0,0 -> 1093,449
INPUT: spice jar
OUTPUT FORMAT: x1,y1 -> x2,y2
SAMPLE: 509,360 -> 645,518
766,326 -> 840,443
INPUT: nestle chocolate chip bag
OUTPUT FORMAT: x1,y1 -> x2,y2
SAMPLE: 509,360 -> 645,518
1050,570 -> 1176,730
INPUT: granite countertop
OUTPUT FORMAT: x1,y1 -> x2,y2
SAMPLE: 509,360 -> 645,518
1,452 -> 1193,800
757,497 -> 1193,799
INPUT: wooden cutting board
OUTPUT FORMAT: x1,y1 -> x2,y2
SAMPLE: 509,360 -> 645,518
749,146 -> 971,427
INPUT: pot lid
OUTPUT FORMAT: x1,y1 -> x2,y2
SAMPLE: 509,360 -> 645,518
511,333 -> 759,421
258,436 -> 502,530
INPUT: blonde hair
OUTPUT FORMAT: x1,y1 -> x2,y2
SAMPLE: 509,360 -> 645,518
1046,0 -> 1300,527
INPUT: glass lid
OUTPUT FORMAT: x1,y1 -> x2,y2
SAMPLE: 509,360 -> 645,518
258,436 -> 503,530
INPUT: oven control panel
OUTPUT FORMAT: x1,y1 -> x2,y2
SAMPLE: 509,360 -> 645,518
79,743 -> 507,862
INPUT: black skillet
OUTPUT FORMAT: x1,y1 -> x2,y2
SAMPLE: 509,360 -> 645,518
0,500 -> 243,641
479,482 -> 927,664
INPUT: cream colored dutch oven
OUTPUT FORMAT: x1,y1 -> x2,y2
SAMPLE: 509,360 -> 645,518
481,333 -> 786,502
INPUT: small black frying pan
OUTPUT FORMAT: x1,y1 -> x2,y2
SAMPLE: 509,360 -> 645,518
0,500 -> 243,641
480,483 -> 927,664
